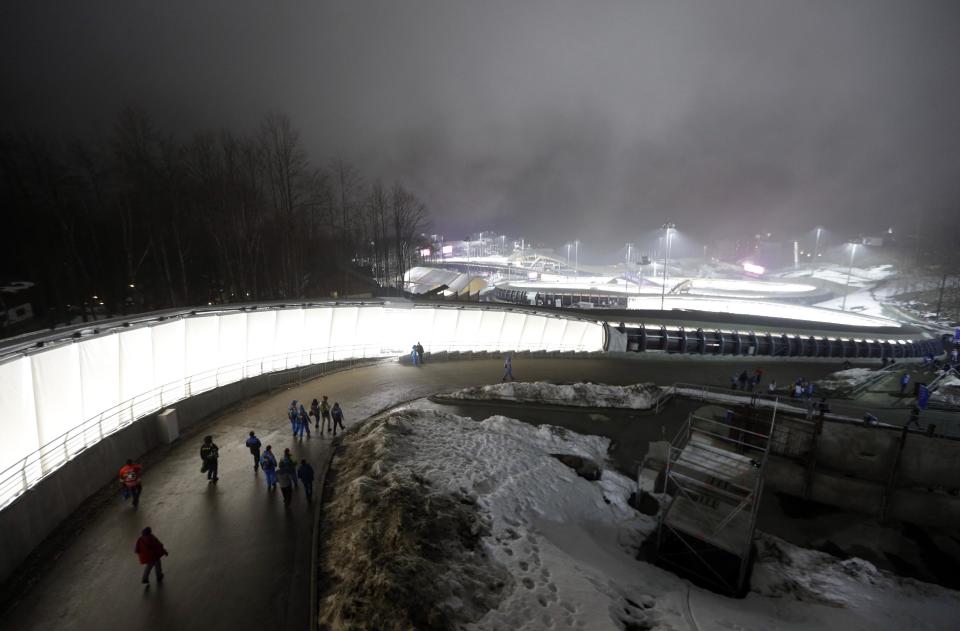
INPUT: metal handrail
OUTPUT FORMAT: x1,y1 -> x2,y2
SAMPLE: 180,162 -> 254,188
0,344 -> 376,506
0,338 -> 594,510
689,414 -> 773,440
847,363 -> 899,397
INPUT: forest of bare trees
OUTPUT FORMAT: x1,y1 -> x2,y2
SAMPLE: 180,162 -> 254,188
0,108 -> 429,332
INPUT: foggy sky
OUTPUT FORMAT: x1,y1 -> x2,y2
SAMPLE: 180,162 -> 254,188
3,0 -> 960,248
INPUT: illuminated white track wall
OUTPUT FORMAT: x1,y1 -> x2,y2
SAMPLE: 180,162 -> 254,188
0,304 -> 602,507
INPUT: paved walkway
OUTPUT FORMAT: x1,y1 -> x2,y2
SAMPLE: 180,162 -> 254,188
0,357 -> 913,631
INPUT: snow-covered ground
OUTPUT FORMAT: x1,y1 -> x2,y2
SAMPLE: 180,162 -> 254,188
437,381 -> 664,409
813,289 -> 890,318
781,264 -> 897,288
322,409 -> 959,630
624,295 -> 901,327
815,367 -> 879,393
505,277 -> 818,296
931,374 -> 960,408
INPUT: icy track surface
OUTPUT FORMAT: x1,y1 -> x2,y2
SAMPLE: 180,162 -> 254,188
371,409 -> 959,630
438,381 -> 663,409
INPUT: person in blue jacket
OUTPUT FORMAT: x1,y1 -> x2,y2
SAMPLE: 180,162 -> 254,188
260,445 -> 278,491
900,373 -> 911,395
296,404 -> 311,439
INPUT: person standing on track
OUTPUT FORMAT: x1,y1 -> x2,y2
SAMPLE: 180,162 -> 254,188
118,459 -> 143,507
134,526 -> 168,585
246,431 -> 262,471
331,402 -> 345,435
200,436 -> 219,483
416,342 -> 425,365
260,445 -> 278,490
502,353 -> 515,382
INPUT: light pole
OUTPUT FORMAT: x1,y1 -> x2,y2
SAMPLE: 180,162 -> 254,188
793,240 -> 799,269
625,243 -> 633,292
814,226 -> 823,258
574,239 -> 580,275
660,223 -> 676,311
565,243 -> 571,268
841,241 -> 859,311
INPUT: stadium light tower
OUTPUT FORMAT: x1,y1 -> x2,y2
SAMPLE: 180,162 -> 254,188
660,222 -> 676,311
841,241 -> 859,311
574,239 -> 580,275
814,226 -> 824,258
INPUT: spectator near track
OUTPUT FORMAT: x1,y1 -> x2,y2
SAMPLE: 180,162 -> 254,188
298,459 -> 315,502
134,526 -> 168,585
200,436 -> 219,482
331,402 -> 346,435
319,395 -> 332,435
260,446 -> 278,491
118,459 -> 143,507
245,431 -> 262,471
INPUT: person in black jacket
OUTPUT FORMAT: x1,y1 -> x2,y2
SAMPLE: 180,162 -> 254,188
200,435 -> 219,482
298,459 -> 316,501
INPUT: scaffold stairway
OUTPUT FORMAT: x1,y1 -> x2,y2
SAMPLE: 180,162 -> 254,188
654,408 -> 776,595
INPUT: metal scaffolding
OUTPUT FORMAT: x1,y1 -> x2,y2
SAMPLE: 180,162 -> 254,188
654,408 -> 775,595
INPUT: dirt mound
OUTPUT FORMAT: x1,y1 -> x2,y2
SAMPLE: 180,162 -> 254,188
317,415 -> 511,630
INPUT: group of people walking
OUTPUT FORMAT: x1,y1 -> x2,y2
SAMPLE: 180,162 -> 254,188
730,368 -> 765,392
244,435 -> 316,505
411,342 -> 425,366
120,392 -> 347,584
287,395 -> 345,439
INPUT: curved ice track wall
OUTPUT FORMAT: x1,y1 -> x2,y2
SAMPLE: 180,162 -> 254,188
0,301 -> 603,509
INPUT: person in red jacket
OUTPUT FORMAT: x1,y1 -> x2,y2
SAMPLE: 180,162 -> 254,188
118,459 -> 143,507
134,526 -> 168,584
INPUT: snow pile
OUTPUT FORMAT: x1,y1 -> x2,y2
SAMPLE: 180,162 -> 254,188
748,534 -> 959,627
319,408 -> 960,630
319,408 -> 672,630
438,381 -> 664,409
816,368 -> 878,393
931,374 -> 960,408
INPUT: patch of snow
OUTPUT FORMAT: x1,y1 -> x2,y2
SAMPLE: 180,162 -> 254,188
816,368 -> 878,392
931,374 -> 960,408
744,533 -> 960,628
624,295 -> 902,328
814,289 -> 890,318
438,381 -> 664,409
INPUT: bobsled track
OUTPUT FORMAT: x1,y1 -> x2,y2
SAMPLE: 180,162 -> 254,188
0,299 -> 947,629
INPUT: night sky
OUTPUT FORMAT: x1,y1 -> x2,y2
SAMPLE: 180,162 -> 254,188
3,0 -> 959,246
